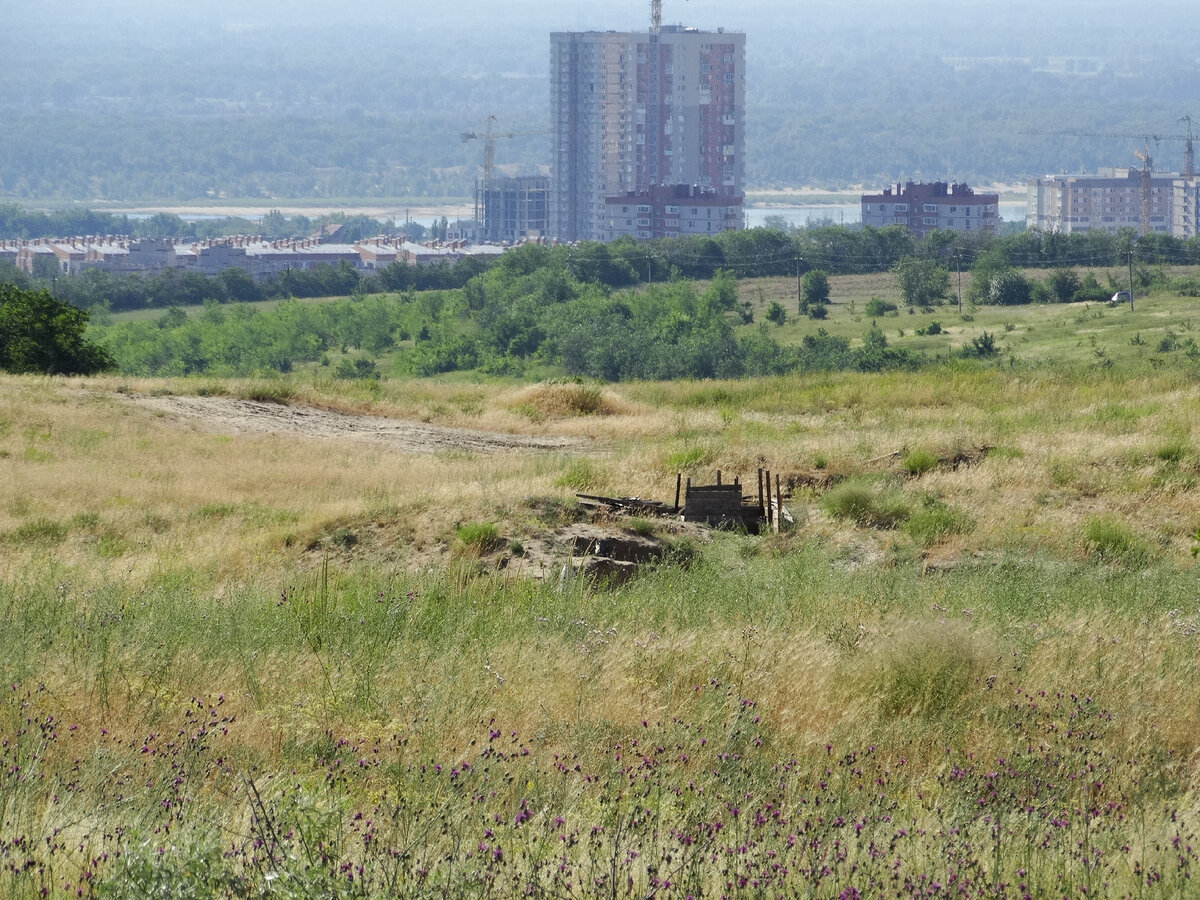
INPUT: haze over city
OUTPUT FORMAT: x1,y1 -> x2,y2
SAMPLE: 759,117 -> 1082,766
4,0 -> 1199,205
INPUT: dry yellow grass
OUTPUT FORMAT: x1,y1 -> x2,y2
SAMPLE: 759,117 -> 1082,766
6,368 -> 1200,587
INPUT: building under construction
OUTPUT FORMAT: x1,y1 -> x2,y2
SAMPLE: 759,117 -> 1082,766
1025,125 -> 1200,237
480,176 -> 549,243
1026,169 -> 1184,236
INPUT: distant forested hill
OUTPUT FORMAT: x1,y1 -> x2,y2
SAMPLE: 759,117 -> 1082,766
2,0 -> 1196,201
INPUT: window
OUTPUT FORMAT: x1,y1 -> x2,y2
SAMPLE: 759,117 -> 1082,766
894,203 -> 908,212
923,203 -> 938,213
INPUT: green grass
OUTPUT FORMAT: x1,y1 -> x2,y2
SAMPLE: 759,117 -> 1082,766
736,271 -> 1200,370
10,345 -> 1200,894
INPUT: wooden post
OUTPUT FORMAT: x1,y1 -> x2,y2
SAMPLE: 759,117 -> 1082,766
674,473 -> 682,512
757,468 -> 764,516
716,470 -> 722,486
764,470 -> 772,527
774,474 -> 783,535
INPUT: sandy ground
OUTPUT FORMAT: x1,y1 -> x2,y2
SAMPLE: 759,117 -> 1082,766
121,393 -> 588,454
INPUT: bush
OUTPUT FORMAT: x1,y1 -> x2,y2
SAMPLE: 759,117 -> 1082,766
864,297 -> 897,317
509,382 -> 618,418
0,283 -> 114,374
962,331 -> 998,358
1083,516 -> 1150,567
902,449 -> 939,476
1045,268 -> 1081,303
869,621 -> 991,719
987,268 -> 1033,306
904,499 -> 972,547
822,480 -> 911,528
766,301 -> 787,325
800,269 -> 830,311
455,522 -> 503,553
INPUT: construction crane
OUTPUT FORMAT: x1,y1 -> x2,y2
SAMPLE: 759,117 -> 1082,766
1022,126 -> 1198,235
460,116 -> 549,239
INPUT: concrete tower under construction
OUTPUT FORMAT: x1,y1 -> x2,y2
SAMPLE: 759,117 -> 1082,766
550,23 -> 745,242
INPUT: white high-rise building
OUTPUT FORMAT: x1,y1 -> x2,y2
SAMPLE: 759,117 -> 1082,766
550,25 -> 745,242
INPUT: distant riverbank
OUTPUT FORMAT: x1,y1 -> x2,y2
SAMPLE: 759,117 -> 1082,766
24,185 -> 1029,230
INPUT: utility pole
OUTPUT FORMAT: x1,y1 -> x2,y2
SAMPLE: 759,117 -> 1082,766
1127,249 -> 1135,310
955,249 -> 963,314
796,255 -> 802,313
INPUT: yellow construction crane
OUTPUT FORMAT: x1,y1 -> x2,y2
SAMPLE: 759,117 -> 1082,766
461,116 -> 547,192
461,116 -> 549,238
1022,126 -> 1198,235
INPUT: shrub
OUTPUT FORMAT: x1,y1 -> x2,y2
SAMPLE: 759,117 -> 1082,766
902,448 -> 939,476
864,297 -> 897,317
905,499 -> 972,547
962,331 -> 998,358
822,480 -> 911,528
509,382 -> 620,418
869,620 -> 992,719
239,382 -> 295,404
5,517 -> 69,545
0,283 -> 114,374
987,268 -> 1033,306
1083,516 -> 1150,567
800,269 -> 830,311
455,521 -> 502,553
766,301 -> 787,325
1045,268 -> 1081,303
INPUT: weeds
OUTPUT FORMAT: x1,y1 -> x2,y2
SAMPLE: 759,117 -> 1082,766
456,521 -> 503,553
901,447 -> 939,476
554,458 -> 607,492
822,479 -> 911,527
904,496 -> 971,546
1083,516 -> 1151,567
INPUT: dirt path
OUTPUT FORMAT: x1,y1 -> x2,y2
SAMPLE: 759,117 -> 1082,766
121,393 -> 588,454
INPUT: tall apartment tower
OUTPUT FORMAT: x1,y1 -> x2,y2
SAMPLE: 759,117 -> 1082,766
550,25 -> 745,242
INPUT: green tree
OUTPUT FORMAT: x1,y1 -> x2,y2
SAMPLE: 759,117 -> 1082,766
766,300 -> 787,326
0,283 -> 114,374
1044,268 -> 1080,303
800,269 -> 830,313
893,257 -> 949,307
987,268 -> 1033,306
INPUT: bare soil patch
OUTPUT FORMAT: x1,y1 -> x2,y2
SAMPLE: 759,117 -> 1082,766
116,392 -> 591,454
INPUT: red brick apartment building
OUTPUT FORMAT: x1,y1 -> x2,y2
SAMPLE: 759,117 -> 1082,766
861,181 -> 999,238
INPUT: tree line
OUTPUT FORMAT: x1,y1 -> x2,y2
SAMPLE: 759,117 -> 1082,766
0,203 -> 430,243
8,222 -> 1200,318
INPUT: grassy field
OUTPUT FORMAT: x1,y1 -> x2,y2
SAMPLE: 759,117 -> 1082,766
5,300 -> 1200,895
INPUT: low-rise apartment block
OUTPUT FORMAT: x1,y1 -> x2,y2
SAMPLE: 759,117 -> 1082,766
604,184 -> 743,240
861,181 -> 999,238
5,235 -> 508,280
